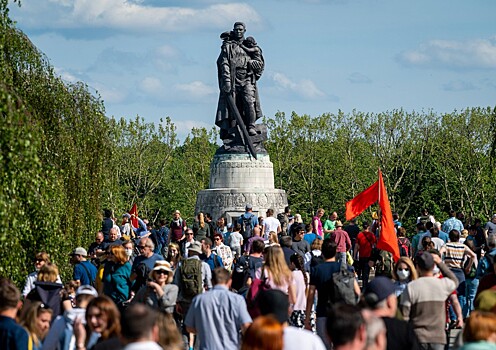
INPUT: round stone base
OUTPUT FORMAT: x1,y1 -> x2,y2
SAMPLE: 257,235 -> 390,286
195,188 -> 288,225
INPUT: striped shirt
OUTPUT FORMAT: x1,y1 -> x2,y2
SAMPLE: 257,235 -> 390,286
444,242 -> 465,269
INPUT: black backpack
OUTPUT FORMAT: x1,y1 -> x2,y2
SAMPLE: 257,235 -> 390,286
240,214 -> 254,240
309,252 -> 325,272
231,256 -> 251,293
398,237 -> 410,257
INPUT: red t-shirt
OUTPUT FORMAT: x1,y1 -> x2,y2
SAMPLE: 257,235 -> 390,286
356,231 -> 376,258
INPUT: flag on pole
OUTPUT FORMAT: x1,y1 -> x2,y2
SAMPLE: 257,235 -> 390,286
345,180 -> 379,221
376,171 -> 400,261
344,170 -> 400,261
129,203 -> 138,229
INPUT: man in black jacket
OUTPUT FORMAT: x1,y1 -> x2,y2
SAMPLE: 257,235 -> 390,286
362,276 -> 420,350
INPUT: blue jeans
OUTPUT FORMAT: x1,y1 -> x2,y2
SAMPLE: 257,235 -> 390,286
450,268 -> 466,319
337,252 -> 347,264
463,277 -> 479,318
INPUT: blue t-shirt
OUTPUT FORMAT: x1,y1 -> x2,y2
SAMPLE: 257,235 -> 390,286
309,261 -> 343,317
132,253 -> 164,273
304,233 -> 320,245
0,316 -> 29,350
74,261 -> 97,285
200,253 -> 223,272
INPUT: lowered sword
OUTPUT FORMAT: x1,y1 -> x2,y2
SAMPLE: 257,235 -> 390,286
225,93 -> 258,160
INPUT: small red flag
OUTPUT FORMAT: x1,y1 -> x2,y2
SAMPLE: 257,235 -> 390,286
345,180 -> 379,221
377,171 -> 400,262
129,203 -> 138,229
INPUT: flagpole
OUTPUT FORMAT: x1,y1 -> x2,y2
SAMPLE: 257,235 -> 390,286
377,168 -> 381,219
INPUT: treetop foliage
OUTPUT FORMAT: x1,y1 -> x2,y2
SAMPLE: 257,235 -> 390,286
2,1 -> 496,287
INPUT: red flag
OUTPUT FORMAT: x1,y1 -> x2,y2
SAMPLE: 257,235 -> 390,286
345,180 -> 379,221
129,203 -> 138,229
377,171 -> 400,262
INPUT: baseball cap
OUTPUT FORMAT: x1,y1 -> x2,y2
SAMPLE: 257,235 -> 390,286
122,213 -> 131,219
245,204 -> 253,210
188,241 -> 202,255
76,285 -> 98,297
363,276 -> 396,306
69,247 -> 87,256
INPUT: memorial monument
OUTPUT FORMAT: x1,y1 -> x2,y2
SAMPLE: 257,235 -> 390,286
195,22 -> 288,223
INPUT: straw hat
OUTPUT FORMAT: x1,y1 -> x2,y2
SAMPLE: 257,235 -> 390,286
149,260 -> 173,279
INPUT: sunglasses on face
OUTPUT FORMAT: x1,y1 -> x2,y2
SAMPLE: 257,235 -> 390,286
137,245 -> 146,250
155,270 -> 168,275
35,259 -> 44,263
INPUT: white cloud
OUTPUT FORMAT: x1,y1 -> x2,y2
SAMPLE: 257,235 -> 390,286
54,66 -> 78,83
92,82 -> 128,104
271,72 -> 326,99
13,1 -> 263,34
175,81 -> 216,98
397,37 -> 496,69
139,77 -> 164,95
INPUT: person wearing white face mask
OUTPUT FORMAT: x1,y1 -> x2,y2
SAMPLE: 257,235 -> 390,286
391,257 -> 418,297
122,240 -> 136,265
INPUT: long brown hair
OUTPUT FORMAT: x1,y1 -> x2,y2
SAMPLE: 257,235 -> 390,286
85,296 -> 121,340
241,315 -> 283,350
20,301 -> 53,346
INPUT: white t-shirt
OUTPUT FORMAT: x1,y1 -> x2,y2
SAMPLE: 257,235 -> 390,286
284,326 -> 326,350
263,217 -> 281,239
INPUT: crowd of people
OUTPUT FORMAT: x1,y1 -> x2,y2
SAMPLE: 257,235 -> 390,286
2,205 -> 496,350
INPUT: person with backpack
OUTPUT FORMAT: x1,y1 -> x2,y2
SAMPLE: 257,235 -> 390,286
238,204 -> 258,249
304,238 -> 324,273
354,222 -> 376,290
70,247 -> 97,287
169,210 -> 187,244
397,227 -> 412,258
374,250 -> 395,279
199,237 -> 224,272
231,240 -> 265,294
173,241 -> 212,314
173,241 -> 212,350
304,239 -> 360,349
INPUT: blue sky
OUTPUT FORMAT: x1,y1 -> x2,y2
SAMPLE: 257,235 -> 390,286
9,0 -> 496,139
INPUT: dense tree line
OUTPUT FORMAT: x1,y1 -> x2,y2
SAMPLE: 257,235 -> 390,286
2,1 -> 496,287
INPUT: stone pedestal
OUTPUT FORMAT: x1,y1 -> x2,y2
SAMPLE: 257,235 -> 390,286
195,153 -> 288,224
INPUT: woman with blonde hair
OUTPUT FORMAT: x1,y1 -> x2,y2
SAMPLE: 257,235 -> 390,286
260,246 -> 296,304
193,211 -> 211,242
267,231 -> 279,247
22,252 -> 62,298
25,263 -> 64,321
391,256 -> 418,297
167,242 -> 182,271
241,315 -> 284,350
20,301 -> 53,350
134,260 -> 178,314
103,245 -> 131,310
